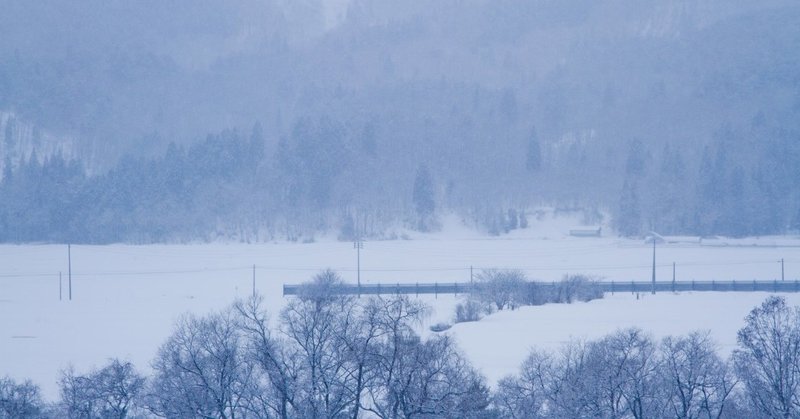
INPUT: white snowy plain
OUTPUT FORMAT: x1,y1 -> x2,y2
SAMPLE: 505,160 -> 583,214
2,214 -> 799,400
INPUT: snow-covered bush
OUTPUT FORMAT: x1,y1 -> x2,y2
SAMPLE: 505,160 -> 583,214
455,299 -> 490,323
473,269 -> 529,311
554,274 -> 603,303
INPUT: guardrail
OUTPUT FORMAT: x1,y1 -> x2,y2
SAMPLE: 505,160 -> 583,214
283,280 -> 800,297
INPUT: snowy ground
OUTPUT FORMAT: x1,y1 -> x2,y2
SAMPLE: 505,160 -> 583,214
450,292 -> 800,386
2,214 -> 799,399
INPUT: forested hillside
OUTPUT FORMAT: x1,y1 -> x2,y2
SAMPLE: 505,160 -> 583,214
1,0 -> 798,243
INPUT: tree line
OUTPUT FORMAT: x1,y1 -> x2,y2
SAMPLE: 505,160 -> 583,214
2,116 -> 799,244
4,273 -> 800,418
452,271 -> 603,325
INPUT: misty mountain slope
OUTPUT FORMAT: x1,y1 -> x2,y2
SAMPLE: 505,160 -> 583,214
0,1 -> 798,242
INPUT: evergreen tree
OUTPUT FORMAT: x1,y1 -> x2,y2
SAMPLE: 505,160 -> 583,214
248,121 -> 265,169
526,127 -> 542,172
359,120 -> 377,157
1,156 -> 11,184
500,88 -> 518,122
506,208 -> 519,231
693,145 -> 721,235
793,206 -> 800,232
616,177 -> 642,237
519,210 -> 529,229
3,117 -> 14,152
412,164 -> 435,230
625,139 -> 648,176
648,143 -> 688,234
721,166 -> 747,236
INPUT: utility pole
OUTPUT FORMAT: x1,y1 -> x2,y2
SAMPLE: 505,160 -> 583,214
672,262 -> 676,284
671,262 -> 676,293
252,264 -> 256,298
68,244 -> 72,301
470,265 -> 474,293
781,258 -> 785,281
354,237 -> 364,294
651,238 -> 656,295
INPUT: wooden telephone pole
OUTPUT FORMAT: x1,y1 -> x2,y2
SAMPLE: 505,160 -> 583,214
651,238 -> 656,295
354,238 -> 364,291
68,244 -> 72,300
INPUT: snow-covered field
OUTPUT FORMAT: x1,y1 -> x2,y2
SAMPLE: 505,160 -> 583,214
2,215 -> 799,399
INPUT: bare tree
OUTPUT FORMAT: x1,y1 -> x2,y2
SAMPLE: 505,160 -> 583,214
368,333 -> 489,418
137,269 -> 491,418
542,340 -> 596,418
583,328 -> 662,419
554,274 -> 603,304
336,296 -> 394,419
660,332 -> 736,419
58,359 -> 145,419
352,294 -> 491,418
275,272 -> 491,418
99,360 -> 145,418
148,309 -> 252,418
493,350 -> 552,419
0,376 -> 44,419
59,366 -> 98,419
361,295 -> 425,418
279,269 -> 358,418
234,295 -> 296,419
498,330 -> 734,419
473,269 -> 527,311
234,274 -> 489,419
411,335 -> 490,418
733,296 -> 800,418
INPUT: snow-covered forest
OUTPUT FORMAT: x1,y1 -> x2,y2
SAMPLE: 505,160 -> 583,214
2,0 -> 799,243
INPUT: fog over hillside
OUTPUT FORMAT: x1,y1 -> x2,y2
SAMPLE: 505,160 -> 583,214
1,0 -> 798,243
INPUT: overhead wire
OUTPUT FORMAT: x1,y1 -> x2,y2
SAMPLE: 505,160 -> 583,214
1,258 -> 796,279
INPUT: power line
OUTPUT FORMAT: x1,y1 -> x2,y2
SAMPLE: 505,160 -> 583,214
0,260 -> 795,279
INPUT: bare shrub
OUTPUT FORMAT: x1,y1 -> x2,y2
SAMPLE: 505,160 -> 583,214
455,299 -> 490,323
473,269 -> 528,311
554,274 -> 603,303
